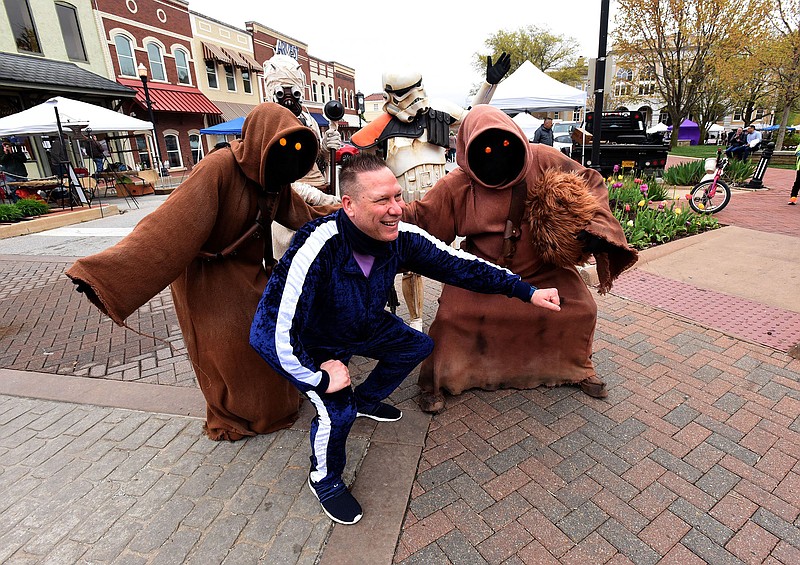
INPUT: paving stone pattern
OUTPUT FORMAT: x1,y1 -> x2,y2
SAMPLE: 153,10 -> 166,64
394,291 -> 800,564
0,394 -> 367,564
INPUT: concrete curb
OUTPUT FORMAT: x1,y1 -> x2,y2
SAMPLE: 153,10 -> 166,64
0,204 -> 119,239
578,225 -> 734,287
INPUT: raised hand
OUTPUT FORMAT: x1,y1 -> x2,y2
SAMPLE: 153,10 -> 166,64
486,52 -> 511,85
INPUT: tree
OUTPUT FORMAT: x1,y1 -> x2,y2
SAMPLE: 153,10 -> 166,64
758,0 -> 800,149
472,25 -> 579,78
613,0 -> 768,148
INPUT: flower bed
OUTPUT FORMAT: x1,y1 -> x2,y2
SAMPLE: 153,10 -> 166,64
607,166 -> 720,250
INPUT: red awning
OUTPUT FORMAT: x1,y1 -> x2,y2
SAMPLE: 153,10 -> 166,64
118,78 -> 222,115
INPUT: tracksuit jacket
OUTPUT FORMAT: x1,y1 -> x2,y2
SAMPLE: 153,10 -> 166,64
250,209 -> 536,499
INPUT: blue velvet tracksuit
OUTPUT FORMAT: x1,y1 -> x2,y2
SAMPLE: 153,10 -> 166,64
250,210 -> 535,501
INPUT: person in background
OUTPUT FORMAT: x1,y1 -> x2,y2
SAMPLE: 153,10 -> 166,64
48,136 -> 69,178
250,152 -> 560,525
1,139 -> 28,179
532,117 -> 554,146
742,124 -> 762,160
725,127 -> 747,160
788,145 -> 800,205
87,135 -> 107,175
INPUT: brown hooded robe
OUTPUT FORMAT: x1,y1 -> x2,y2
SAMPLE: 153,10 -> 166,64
66,103 -> 336,440
403,105 -> 637,396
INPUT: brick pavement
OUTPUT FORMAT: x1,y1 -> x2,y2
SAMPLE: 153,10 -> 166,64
1,162 -> 799,563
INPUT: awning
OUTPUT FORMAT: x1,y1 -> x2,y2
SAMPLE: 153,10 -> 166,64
118,78 -> 222,115
240,52 -> 262,72
0,51 -> 136,99
212,101 -> 257,122
310,113 -> 329,127
340,114 -> 362,128
220,47 -> 249,70
201,42 -> 231,64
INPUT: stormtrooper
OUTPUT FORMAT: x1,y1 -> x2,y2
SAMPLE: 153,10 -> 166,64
263,54 -> 342,257
351,53 -> 510,331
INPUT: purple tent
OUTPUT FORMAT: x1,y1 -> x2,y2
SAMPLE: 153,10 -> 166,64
667,119 -> 701,145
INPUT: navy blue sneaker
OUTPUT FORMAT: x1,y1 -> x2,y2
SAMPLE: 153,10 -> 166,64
356,402 -> 402,422
308,476 -> 363,525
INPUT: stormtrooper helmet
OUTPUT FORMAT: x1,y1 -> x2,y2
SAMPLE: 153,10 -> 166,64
382,70 -> 429,123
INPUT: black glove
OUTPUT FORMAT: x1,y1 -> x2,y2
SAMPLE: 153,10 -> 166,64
486,52 -> 511,85
577,230 -> 608,254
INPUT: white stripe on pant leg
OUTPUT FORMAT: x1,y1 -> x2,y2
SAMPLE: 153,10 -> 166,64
307,391 -> 332,484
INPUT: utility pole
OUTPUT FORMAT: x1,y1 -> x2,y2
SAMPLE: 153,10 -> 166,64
590,0 -> 611,172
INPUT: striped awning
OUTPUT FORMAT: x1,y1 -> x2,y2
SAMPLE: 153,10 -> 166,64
118,78 -> 222,115
239,52 -> 262,72
201,42 -> 231,64
221,47 -> 249,70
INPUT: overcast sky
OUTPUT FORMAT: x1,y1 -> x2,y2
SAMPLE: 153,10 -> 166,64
187,0 -> 617,106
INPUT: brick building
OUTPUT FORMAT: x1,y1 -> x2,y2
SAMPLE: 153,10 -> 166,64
93,0 -> 221,173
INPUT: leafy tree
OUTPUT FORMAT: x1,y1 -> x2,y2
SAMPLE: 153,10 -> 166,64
472,25 -> 579,77
613,0 -> 768,148
757,0 -> 800,149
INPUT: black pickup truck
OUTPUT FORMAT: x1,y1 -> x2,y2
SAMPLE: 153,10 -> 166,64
568,111 -> 669,176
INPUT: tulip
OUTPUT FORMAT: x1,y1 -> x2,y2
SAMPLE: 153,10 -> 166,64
634,178 -> 642,184
684,193 -> 692,200
624,204 -> 631,212
613,164 -> 620,173
638,199 -> 646,207
657,202 -> 665,210
626,220 -> 634,227
640,184 -> 649,192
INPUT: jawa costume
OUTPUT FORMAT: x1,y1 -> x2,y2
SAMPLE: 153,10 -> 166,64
66,103 -> 337,440
402,105 -> 638,412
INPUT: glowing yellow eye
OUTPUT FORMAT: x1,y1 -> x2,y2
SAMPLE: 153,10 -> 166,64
485,147 -> 492,154
503,140 -> 510,147
295,142 -> 302,150
279,138 -> 287,146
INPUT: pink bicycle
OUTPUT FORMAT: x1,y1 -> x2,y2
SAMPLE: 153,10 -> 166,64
688,148 -> 731,213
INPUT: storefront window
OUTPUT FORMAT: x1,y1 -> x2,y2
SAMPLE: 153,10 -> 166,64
189,134 -> 203,165
175,49 -> 191,85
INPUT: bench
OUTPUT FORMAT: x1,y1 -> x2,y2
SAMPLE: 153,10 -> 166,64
676,139 -> 692,146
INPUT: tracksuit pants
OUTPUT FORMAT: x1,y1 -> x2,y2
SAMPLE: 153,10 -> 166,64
305,315 -> 433,501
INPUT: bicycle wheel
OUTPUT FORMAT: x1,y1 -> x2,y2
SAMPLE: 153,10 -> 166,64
688,179 -> 731,214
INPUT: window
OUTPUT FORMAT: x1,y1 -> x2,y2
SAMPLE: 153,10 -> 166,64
56,3 -> 86,61
205,60 -> 218,89
553,112 -> 560,120
114,35 -> 136,76
614,82 -> 632,97
224,64 -> 235,91
135,135 -> 150,169
658,110 -> 670,124
573,108 -> 582,122
328,85 -> 333,102
5,0 -> 41,53
615,68 -> 633,81
734,111 -> 742,121
189,134 -> 203,164
638,82 -> 655,96
373,102 -> 380,111
755,108 -> 765,119
164,134 -> 183,168
312,82 -> 318,102
242,69 -> 252,94
146,42 -> 166,81
338,87 -> 343,103
321,84 -> 326,103
175,49 -> 190,85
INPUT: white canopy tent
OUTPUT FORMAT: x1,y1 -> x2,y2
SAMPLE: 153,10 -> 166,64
512,112 -> 544,140
490,60 -> 587,113
0,97 -> 157,178
0,96 -> 152,135
646,122 -> 669,134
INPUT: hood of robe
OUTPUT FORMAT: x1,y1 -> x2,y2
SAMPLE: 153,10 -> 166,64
456,105 -> 530,190
230,102 -> 319,191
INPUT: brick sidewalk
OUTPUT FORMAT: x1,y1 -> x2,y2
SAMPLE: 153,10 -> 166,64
395,291 -> 800,564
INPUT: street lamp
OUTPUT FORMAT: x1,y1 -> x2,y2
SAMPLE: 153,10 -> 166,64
137,63 -> 165,176
355,91 -> 365,128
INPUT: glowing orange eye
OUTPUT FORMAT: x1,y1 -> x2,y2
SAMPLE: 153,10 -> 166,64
295,142 -> 302,150
503,140 -> 510,147
279,138 -> 287,146
485,146 -> 492,154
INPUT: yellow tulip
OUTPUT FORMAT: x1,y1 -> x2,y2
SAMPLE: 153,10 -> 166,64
638,199 -> 646,207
